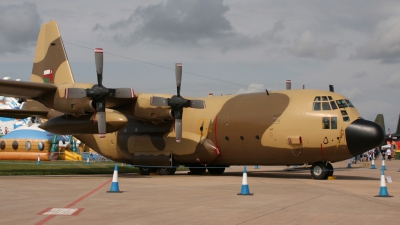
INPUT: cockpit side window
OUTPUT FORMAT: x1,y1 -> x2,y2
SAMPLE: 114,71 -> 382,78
322,96 -> 328,101
314,96 -> 321,101
336,99 -> 348,108
330,101 -> 338,110
345,99 -> 355,108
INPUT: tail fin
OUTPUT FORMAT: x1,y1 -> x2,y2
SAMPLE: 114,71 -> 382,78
30,20 -> 75,84
374,114 -> 386,135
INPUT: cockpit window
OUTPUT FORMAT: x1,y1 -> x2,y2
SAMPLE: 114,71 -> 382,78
330,101 -> 338,110
314,96 -> 321,101
322,96 -> 328,101
322,102 -> 331,110
328,96 -> 333,100
343,116 -> 350,122
345,99 -> 355,108
313,102 -> 321,111
336,99 -> 348,108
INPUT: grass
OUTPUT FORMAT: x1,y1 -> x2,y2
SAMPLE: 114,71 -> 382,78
0,160 -> 139,175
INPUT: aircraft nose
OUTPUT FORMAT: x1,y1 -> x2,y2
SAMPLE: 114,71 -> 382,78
345,119 -> 385,156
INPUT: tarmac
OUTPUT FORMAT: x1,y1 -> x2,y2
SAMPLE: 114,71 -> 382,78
1,159 -> 400,225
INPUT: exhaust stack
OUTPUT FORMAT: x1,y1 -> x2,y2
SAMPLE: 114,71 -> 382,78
286,80 -> 291,90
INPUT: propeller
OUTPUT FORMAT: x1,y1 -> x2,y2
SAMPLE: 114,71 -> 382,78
65,48 -> 134,138
150,63 -> 206,143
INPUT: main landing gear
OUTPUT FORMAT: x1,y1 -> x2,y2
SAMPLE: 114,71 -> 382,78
310,161 -> 334,180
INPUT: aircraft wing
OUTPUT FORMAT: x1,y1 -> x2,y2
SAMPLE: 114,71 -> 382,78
0,79 -> 56,99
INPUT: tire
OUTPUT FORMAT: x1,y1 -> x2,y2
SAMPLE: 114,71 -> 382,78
327,163 -> 334,177
189,167 -> 206,175
158,167 -> 177,175
207,167 -> 225,175
310,162 -> 328,180
139,167 -> 156,175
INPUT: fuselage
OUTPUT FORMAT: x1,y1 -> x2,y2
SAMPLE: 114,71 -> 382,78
74,89 -> 381,167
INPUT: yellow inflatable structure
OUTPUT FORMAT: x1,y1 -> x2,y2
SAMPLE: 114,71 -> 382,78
58,150 -> 82,161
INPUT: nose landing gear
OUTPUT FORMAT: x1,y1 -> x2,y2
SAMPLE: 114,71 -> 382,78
310,161 -> 334,180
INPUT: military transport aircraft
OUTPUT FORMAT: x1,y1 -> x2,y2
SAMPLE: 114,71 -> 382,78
0,21 -> 385,179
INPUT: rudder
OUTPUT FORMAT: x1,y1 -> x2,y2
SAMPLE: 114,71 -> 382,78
30,20 -> 75,84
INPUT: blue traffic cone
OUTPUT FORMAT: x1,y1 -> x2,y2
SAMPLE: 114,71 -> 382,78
238,166 -> 253,196
382,158 -> 386,170
107,164 -> 123,193
37,154 -> 41,165
254,165 -> 259,169
375,167 -> 392,197
371,155 -> 376,169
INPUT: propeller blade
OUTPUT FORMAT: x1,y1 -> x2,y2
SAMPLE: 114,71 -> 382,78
96,101 -> 106,138
175,119 -> 182,143
109,88 -> 135,98
189,100 -> 206,109
95,48 -> 103,87
65,88 -> 87,98
150,96 -> 168,106
175,63 -> 182,96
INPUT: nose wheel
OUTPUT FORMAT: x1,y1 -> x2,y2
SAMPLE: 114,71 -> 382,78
310,162 -> 333,179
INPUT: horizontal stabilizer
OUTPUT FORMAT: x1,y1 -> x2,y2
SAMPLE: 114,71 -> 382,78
0,109 -> 50,118
0,80 -> 56,99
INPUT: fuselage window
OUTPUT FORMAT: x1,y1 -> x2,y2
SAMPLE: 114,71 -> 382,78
336,99 -> 348,108
322,102 -> 331,110
12,141 -> 18,150
25,141 -> 31,151
343,116 -> 350,122
330,101 -> 338,110
322,117 -> 330,129
314,96 -> 321,101
345,99 -> 355,108
313,102 -> 321,110
331,117 -> 338,129
322,96 -> 328,101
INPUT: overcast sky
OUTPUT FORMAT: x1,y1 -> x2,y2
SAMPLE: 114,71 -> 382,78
0,0 -> 399,132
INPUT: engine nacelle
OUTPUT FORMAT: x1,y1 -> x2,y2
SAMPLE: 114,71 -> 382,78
36,83 -> 96,116
39,109 -> 128,135
133,93 -> 174,122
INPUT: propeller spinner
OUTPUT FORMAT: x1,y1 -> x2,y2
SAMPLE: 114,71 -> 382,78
150,63 -> 206,143
65,48 -> 134,138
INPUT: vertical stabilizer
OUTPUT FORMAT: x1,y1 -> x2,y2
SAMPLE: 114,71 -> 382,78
30,20 -> 75,84
374,114 -> 386,135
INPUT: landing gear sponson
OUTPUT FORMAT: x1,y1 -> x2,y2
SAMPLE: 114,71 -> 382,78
138,166 -> 226,175
310,161 -> 334,180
